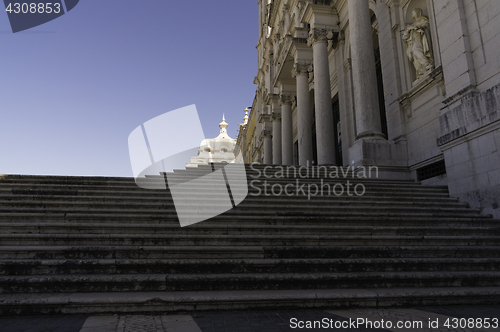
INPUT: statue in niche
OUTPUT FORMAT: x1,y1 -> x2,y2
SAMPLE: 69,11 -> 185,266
402,8 -> 434,79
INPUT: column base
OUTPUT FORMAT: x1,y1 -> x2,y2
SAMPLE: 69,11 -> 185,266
355,131 -> 386,140
348,139 -> 411,180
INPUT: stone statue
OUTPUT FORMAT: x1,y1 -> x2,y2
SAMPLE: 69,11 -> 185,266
402,8 -> 434,79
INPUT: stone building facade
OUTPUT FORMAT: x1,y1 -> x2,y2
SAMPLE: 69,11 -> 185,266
237,0 -> 500,217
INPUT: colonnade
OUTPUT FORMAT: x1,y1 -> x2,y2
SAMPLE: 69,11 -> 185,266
259,0 -> 384,165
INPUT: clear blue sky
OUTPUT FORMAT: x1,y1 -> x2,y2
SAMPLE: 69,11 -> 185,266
0,1 -> 258,177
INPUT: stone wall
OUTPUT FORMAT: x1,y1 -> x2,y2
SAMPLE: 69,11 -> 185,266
439,83 -> 500,218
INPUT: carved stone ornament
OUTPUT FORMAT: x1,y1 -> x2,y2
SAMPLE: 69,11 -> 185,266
401,98 -> 412,118
279,94 -> 294,105
307,28 -> 329,46
292,62 -> 312,77
282,4 -> 290,14
402,8 -> 434,79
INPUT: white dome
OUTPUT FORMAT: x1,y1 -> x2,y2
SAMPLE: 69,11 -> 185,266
186,114 -> 237,167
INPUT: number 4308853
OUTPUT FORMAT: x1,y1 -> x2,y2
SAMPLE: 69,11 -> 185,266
6,3 -> 61,14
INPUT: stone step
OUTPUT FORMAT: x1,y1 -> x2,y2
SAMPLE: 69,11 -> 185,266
0,183 -> 451,194
0,171 -> 415,182
0,205 -> 481,217
0,213 -> 492,227
2,271 -> 500,293
0,170 -> 498,313
2,258 -> 500,276
176,165 -> 414,176
1,245 -> 498,260
0,198 -> 470,211
1,233 -> 499,246
1,223 -> 498,237
0,192 -> 458,203
0,167 -> 415,182
162,271 -> 500,292
0,215 -> 495,229
1,287 -> 499,315
169,175 -> 400,183
0,181 -> 449,193
166,178 -> 428,188
0,188 -> 453,201
0,246 -> 266,259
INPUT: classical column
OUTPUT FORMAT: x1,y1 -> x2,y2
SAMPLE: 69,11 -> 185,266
309,28 -> 337,165
271,99 -> 282,164
263,131 -> 273,164
280,94 -> 294,165
293,63 -> 314,165
348,0 -> 384,140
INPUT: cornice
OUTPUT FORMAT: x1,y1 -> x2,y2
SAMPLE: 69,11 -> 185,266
397,66 -> 444,118
438,117 -> 500,150
382,0 -> 400,7
303,2 -> 336,24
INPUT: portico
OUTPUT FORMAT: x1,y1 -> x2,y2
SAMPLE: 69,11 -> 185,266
238,0 -> 500,217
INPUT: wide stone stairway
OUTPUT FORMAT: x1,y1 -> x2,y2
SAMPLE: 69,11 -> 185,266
0,164 -> 499,315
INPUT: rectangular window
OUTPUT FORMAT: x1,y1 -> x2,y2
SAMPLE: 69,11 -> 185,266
417,160 -> 446,181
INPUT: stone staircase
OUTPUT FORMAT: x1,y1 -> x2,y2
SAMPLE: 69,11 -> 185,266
0,164 -> 499,315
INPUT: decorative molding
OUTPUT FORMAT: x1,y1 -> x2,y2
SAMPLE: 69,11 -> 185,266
382,0 -> 400,7
282,4 -> 290,14
272,33 -> 281,44
343,58 -> 351,71
438,117 -> 500,150
398,66 -> 444,115
330,73 -> 338,89
401,98 -> 412,118
333,29 -> 345,50
260,129 -> 273,141
442,85 -> 479,109
272,34 -> 293,88
258,113 -> 272,124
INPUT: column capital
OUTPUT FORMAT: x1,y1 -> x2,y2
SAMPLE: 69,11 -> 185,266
307,28 -> 334,46
282,4 -> 290,16
262,130 -> 272,139
292,62 -> 313,78
279,93 -> 294,105
269,93 -> 281,104
272,33 -> 281,45
258,113 -> 272,124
